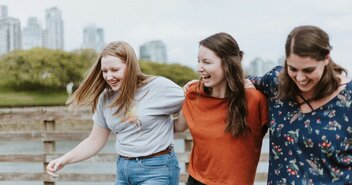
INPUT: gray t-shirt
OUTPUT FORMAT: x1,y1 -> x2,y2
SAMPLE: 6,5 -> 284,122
93,76 -> 184,157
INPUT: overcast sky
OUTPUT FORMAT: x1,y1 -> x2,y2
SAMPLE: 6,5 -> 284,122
2,0 -> 352,73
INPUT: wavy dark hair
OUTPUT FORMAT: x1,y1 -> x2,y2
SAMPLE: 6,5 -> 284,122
199,32 -> 247,136
277,25 -> 347,101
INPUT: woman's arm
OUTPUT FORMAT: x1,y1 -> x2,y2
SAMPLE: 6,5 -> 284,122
248,66 -> 283,97
174,110 -> 188,132
46,124 -> 110,176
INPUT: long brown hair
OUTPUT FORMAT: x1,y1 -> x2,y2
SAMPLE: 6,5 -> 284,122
67,41 -> 149,115
199,32 -> 247,137
277,25 -> 347,101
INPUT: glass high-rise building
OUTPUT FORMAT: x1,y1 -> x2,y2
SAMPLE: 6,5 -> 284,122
246,57 -> 278,76
0,5 -> 21,55
139,40 -> 167,63
0,5 -> 8,18
44,7 -> 64,50
82,24 -> 105,52
22,17 -> 43,50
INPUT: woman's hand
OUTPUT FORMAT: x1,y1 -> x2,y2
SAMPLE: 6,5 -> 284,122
244,79 -> 255,89
183,80 -> 198,94
46,157 -> 66,177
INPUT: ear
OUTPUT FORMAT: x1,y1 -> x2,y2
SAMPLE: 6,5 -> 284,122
323,54 -> 330,65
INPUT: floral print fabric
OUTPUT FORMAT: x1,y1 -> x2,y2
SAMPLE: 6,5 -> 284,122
250,66 -> 352,185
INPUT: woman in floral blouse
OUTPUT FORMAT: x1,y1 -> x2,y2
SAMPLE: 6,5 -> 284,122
250,25 -> 352,184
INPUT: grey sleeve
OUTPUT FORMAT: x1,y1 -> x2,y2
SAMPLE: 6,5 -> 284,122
153,77 -> 185,114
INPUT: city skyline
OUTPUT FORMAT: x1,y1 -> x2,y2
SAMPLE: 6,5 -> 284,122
1,0 -> 352,73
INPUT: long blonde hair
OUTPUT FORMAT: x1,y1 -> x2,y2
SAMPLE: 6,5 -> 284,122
67,41 -> 149,114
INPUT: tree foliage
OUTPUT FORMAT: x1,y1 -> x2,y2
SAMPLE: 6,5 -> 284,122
0,48 -> 97,91
0,48 -> 197,91
140,61 -> 198,86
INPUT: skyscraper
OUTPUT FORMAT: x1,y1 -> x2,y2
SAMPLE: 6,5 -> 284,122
246,57 -> 278,76
0,5 -> 8,18
139,40 -> 167,63
82,24 -> 105,52
0,5 -> 21,55
22,17 -> 43,49
44,7 -> 64,50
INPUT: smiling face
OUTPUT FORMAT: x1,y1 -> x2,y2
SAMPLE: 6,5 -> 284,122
101,55 -> 127,91
286,53 -> 329,98
197,45 -> 227,92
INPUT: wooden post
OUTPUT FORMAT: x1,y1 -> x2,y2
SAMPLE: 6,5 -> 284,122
43,119 -> 56,185
184,139 -> 193,153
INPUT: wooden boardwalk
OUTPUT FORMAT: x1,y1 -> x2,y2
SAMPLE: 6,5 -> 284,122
0,107 -> 268,184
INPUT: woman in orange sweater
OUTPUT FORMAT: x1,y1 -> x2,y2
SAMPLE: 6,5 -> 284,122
175,32 -> 268,185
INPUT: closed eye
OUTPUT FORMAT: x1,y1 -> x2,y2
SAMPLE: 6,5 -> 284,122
288,66 -> 315,74
111,68 -> 119,72
203,59 -> 211,64
288,67 -> 297,72
302,68 -> 315,73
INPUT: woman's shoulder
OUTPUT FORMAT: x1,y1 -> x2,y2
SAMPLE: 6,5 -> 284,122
141,76 -> 183,97
343,79 -> 352,93
102,89 -> 118,101
95,89 -> 115,107
266,65 -> 283,79
147,76 -> 178,86
245,88 -> 266,101
339,75 -> 352,91
186,82 -> 204,95
249,65 -> 282,86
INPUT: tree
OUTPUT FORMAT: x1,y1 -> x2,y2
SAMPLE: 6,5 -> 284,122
140,61 -> 198,86
0,49 -> 197,91
0,48 -> 96,91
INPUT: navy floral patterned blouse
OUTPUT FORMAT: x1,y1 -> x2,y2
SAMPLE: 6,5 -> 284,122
250,66 -> 352,185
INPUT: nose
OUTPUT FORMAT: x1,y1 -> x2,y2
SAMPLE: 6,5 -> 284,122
296,72 -> 306,81
106,72 -> 114,81
197,63 -> 204,73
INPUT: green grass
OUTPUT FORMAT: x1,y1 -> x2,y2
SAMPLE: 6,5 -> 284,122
0,87 -> 68,107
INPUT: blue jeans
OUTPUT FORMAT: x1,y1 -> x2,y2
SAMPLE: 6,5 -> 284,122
115,151 -> 180,185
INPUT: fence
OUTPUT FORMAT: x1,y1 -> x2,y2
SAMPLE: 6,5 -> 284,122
0,107 -> 268,184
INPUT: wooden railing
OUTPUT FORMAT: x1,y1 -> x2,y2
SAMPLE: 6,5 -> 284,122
0,107 -> 268,184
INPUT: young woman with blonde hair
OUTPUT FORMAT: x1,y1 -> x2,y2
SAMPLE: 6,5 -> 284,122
46,41 -> 184,185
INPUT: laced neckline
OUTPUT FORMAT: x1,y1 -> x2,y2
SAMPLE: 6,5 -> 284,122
297,82 -> 349,112
298,95 -> 314,111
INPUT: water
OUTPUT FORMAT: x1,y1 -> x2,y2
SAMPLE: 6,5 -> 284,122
0,137 -> 269,185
